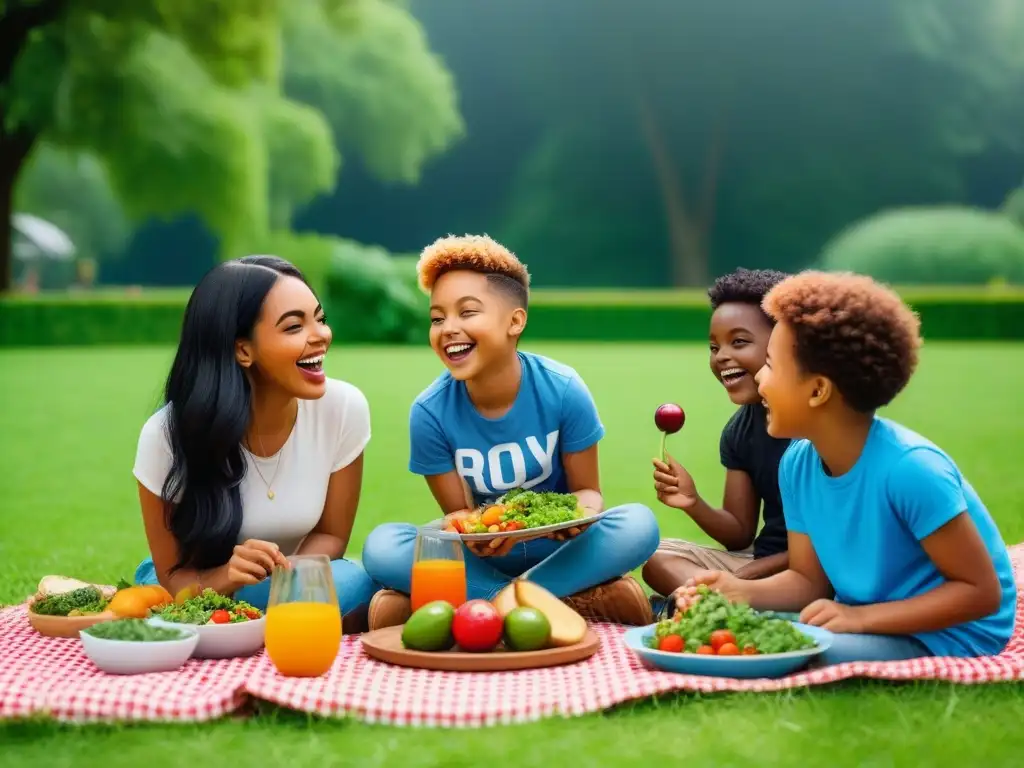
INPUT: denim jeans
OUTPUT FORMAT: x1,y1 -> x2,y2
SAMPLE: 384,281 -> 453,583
817,632 -> 932,666
133,556 -> 381,616
361,502 -> 661,601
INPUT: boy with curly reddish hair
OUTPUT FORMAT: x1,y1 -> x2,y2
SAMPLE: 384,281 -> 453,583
675,271 -> 1016,664
361,234 -> 660,629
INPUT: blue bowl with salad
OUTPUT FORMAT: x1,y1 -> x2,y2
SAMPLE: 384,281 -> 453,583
623,587 -> 834,680
146,588 -> 266,659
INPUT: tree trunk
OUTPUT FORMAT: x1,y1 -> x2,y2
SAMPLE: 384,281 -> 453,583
635,95 -> 728,288
0,0 -> 68,82
635,95 -> 708,287
1,0 -> 67,292
0,130 -> 36,292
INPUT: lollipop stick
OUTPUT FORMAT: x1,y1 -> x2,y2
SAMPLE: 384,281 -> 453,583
660,432 -> 667,463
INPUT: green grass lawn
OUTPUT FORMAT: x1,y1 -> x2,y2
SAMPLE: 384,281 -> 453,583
2,342 -> 1024,766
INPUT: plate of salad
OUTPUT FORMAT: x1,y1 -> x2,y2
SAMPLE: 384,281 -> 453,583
147,588 -> 266,659
623,586 -> 834,679
430,489 -> 608,541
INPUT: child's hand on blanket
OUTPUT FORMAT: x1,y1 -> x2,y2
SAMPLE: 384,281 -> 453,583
799,599 -> 864,634
672,569 -> 750,614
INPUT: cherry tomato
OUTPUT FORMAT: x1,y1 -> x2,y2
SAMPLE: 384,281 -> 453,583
742,646 -> 759,655
696,645 -> 715,655
504,520 -> 524,532
710,629 -> 736,652
211,609 -> 231,624
245,610 -> 261,620
657,635 -> 685,653
716,642 -> 740,656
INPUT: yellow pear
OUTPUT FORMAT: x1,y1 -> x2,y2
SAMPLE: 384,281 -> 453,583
492,582 -> 519,618
514,580 -> 587,647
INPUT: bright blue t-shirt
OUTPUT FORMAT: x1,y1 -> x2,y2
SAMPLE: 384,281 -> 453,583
779,417 -> 1016,658
409,351 -> 604,506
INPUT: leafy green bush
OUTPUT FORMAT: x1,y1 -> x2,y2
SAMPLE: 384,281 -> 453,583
323,240 -> 427,344
237,230 -> 337,296
239,231 -> 426,343
819,206 -> 1024,285
1002,186 -> 1024,228
4,287 -> 1024,346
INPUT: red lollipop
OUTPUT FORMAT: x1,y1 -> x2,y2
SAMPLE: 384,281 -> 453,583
655,403 -> 685,461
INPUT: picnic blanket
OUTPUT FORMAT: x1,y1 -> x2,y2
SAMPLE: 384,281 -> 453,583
2,544 -> 1023,727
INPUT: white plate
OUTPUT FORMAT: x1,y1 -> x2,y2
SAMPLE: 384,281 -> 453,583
147,615 -> 266,659
80,623 -> 199,675
424,509 -> 610,541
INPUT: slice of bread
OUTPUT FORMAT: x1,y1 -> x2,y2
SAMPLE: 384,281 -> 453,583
35,575 -> 117,600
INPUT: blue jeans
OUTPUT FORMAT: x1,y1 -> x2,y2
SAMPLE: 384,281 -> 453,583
361,502 -> 661,601
133,557 -> 380,616
817,632 -> 932,666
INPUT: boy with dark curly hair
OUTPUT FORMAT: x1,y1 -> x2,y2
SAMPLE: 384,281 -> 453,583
644,268 -> 791,603
361,235 -> 660,629
674,271 -> 1016,664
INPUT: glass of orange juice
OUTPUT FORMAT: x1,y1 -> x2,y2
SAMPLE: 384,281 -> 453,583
410,528 -> 467,612
265,554 -> 341,677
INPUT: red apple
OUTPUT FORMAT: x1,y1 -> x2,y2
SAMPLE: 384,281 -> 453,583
451,599 -> 503,652
655,403 -> 685,462
655,403 -> 685,434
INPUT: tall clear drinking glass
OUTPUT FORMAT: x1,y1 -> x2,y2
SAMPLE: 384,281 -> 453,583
264,554 -> 341,677
410,528 -> 467,612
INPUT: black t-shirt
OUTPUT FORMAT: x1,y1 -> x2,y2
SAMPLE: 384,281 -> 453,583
719,404 -> 791,558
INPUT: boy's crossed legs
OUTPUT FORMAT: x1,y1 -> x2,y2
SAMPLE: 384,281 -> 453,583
363,502 -> 660,629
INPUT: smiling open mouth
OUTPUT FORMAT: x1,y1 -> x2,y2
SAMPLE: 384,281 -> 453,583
720,367 -> 748,386
297,354 -> 324,373
444,342 -> 475,362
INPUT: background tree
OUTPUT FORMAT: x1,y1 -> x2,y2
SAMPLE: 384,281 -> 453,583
15,143 -> 130,267
488,0 -> 1024,286
0,0 -> 463,291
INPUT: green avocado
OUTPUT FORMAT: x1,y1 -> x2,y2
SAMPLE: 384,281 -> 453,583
401,600 -> 456,651
503,606 -> 551,651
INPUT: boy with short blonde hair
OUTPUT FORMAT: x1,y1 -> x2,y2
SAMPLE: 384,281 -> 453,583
362,235 -> 660,629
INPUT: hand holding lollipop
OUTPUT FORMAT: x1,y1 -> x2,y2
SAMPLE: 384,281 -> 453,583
654,403 -> 685,462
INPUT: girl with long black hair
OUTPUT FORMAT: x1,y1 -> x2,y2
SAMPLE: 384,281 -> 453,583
132,255 -> 379,629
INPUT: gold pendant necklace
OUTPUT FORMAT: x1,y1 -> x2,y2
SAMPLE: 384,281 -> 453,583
248,430 -> 283,500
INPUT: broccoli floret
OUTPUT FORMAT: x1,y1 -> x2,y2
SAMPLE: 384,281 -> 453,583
32,586 -> 105,616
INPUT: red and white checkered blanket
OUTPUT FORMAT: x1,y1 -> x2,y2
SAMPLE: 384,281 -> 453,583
3,545 -> 1022,726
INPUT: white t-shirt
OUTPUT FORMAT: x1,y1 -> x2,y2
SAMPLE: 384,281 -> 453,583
133,378 -> 371,556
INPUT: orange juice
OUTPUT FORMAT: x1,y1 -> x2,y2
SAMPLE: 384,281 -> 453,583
265,601 -> 342,677
410,559 -> 467,611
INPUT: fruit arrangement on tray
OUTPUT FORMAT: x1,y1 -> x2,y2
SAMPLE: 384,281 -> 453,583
401,580 -> 588,653
26,575 -> 179,638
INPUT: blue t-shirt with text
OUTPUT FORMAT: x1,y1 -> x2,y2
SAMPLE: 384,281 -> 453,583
409,352 -> 604,506
779,417 -> 1016,658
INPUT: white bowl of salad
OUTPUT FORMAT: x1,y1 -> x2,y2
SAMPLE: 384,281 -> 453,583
147,588 -> 266,659
81,618 -> 200,675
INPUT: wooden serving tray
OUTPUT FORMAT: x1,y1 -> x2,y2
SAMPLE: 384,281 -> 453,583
28,609 -> 117,638
360,626 -> 600,672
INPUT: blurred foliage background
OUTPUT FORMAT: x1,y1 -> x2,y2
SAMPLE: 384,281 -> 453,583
3,0 -> 1024,320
